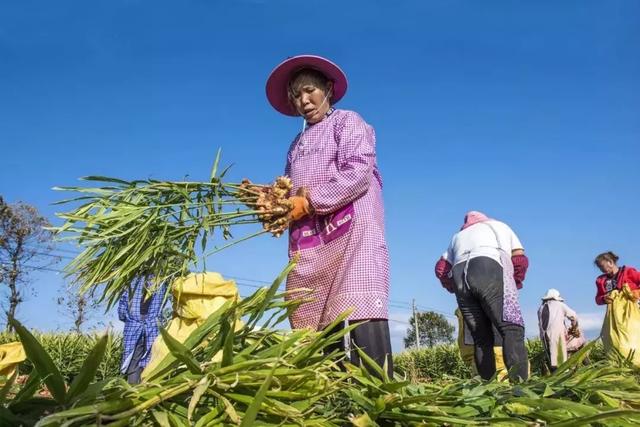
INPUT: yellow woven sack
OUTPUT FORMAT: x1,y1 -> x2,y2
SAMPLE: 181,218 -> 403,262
0,341 -> 26,381
601,284 -> 640,367
141,272 -> 241,380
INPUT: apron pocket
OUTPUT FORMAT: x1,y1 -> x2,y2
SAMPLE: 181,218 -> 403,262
319,203 -> 354,245
289,217 -> 321,251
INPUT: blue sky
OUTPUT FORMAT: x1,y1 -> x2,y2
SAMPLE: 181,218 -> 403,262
1,1 -> 639,351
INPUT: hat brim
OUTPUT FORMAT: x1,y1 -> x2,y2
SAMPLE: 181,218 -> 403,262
266,55 -> 348,117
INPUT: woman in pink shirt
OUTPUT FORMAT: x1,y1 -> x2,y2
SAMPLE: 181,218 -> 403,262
265,55 -> 392,376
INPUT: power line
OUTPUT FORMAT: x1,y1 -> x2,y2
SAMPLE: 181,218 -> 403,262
30,251 -> 74,260
224,275 -> 271,285
20,247 -> 457,318
387,318 -> 411,325
28,246 -> 82,255
21,264 -> 65,274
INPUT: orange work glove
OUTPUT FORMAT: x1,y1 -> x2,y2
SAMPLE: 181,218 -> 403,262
288,196 -> 310,221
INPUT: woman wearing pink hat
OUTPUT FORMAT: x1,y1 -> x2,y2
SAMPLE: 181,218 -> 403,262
265,55 -> 392,375
434,211 -> 529,381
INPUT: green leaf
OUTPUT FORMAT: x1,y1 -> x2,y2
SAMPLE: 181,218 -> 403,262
209,148 -> 222,182
246,260 -> 296,331
10,371 -> 40,404
552,409 -> 640,427
10,319 -> 66,404
355,343 -> 387,382
553,339 -> 598,377
0,371 -> 17,403
80,175 -> 132,185
239,342 -> 284,427
351,412 -> 379,427
217,163 -> 234,179
159,327 -> 202,375
0,406 -> 27,427
188,376 -> 210,422
194,406 -> 224,427
151,409 -> 171,427
66,333 -> 108,402
144,300 -> 231,381
208,389 -> 240,424
221,311 -> 236,367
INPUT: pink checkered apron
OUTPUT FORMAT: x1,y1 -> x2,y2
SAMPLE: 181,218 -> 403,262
284,109 -> 390,331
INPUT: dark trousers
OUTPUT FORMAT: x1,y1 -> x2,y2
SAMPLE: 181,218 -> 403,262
324,319 -> 394,379
125,335 -> 146,384
542,336 -> 558,373
452,256 -> 528,381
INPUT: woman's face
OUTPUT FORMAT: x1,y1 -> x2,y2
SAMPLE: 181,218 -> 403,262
597,259 -> 618,276
289,82 -> 333,124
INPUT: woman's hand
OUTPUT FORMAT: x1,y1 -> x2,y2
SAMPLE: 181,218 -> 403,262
287,187 -> 314,221
604,294 -> 614,304
288,196 -> 310,221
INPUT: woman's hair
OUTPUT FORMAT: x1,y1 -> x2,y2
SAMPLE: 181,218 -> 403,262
594,251 -> 619,266
287,68 -> 332,99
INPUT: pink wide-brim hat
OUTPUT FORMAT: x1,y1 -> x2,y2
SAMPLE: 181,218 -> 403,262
266,55 -> 348,116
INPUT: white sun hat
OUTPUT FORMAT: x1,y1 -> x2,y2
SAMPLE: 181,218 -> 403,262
542,288 -> 564,301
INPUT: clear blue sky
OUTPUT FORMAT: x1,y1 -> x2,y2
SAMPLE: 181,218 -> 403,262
1,1 -> 639,351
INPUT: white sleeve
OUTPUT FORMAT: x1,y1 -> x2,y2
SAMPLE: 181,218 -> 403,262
505,223 -> 523,252
442,235 -> 455,263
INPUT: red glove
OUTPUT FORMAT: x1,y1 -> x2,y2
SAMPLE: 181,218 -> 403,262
512,254 -> 529,289
435,258 -> 455,293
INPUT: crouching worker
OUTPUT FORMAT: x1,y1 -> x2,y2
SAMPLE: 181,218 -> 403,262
118,276 -> 168,384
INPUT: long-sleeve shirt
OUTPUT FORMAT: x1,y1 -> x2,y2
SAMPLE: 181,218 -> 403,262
538,299 -> 577,366
284,109 -> 389,330
118,279 -> 168,373
595,266 -> 640,305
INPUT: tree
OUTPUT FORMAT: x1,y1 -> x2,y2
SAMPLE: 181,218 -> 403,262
404,310 -> 455,349
0,196 -> 58,330
57,285 -> 103,333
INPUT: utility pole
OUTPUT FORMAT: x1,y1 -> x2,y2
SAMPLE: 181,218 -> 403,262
413,299 -> 421,349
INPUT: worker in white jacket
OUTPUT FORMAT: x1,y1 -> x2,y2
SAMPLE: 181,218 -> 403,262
537,289 -> 578,372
